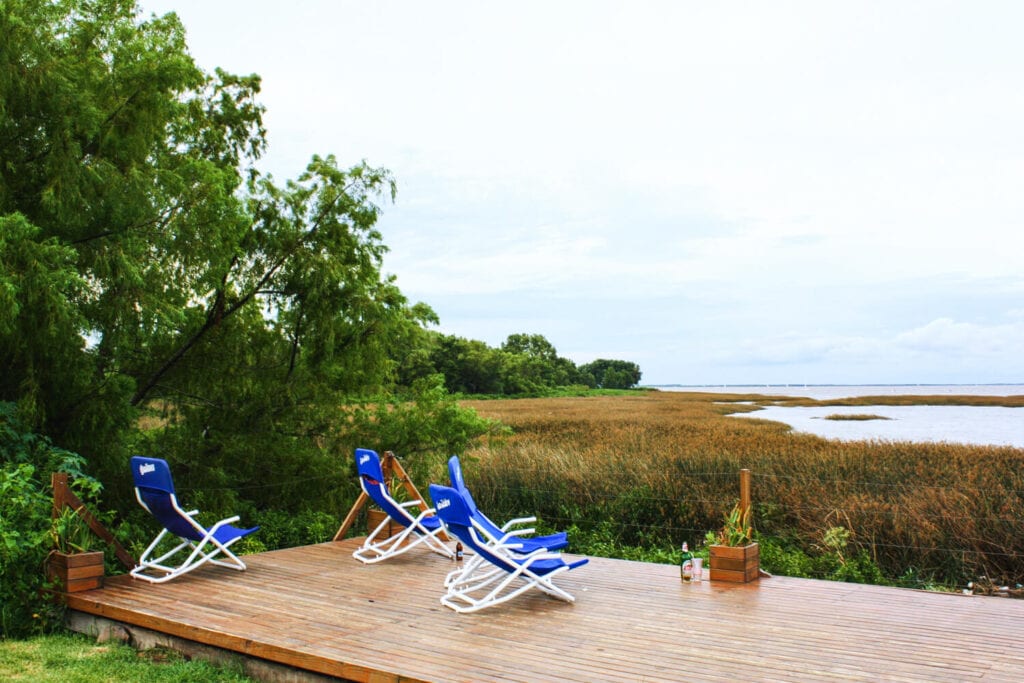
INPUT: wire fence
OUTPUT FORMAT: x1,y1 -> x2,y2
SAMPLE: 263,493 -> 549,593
171,463 -> 1024,587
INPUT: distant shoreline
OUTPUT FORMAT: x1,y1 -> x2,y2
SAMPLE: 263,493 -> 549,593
648,383 -> 1024,400
649,383 -> 1023,389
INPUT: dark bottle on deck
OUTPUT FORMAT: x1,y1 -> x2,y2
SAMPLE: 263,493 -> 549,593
680,541 -> 693,582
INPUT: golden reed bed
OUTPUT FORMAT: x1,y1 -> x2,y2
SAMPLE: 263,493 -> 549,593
454,390 -> 1024,586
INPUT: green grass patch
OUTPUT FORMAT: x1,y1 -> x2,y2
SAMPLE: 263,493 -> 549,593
0,633 -> 253,682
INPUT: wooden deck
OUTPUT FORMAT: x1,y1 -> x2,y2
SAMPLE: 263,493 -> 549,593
66,538 -> 1023,682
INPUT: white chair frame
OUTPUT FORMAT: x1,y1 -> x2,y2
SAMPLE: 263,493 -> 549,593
440,520 -> 578,613
430,483 -> 586,614
131,490 -> 250,584
352,499 -> 453,564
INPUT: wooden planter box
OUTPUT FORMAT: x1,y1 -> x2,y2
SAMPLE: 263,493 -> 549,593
366,509 -> 400,539
47,551 -> 104,593
709,543 -> 759,583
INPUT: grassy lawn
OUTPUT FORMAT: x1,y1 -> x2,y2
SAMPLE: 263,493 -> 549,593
0,633 -> 253,682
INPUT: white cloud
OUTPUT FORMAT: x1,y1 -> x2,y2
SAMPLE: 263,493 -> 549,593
700,316 -> 1024,385
895,318 -> 1024,355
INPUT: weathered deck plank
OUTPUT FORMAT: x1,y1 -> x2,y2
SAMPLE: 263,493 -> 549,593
66,539 -> 1023,682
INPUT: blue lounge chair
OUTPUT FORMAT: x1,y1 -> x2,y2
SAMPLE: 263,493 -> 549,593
130,456 -> 259,583
429,483 -> 588,613
352,448 -> 454,563
447,455 -> 568,553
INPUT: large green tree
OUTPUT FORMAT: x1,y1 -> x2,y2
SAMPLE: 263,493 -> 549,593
0,0 -> 453,503
500,333 -> 583,390
430,334 -> 504,394
410,331 -> 646,396
580,358 -> 642,389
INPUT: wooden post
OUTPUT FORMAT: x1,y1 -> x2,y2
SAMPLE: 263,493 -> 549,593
51,472 -> 136,570
333,451 -> 448,542
332,491 -> 369,542
708,468 -> 763,582
740,468 -> 751,519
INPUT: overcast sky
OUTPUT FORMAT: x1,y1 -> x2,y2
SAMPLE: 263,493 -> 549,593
143,1 -> 1023,386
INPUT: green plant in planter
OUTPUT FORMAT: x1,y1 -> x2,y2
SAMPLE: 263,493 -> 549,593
47,506 -> 105,594
706,503 -> 760,582
50,506 -> 95,554
706,503 -> 754,547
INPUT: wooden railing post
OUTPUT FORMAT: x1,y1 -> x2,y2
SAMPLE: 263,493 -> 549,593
52,472 -> 70,517
739,467 -> 769,578
740,468 -> 751,518
51,472 -> 137,570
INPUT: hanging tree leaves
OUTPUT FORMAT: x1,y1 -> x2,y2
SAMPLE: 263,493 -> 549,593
0,0 -> 446,497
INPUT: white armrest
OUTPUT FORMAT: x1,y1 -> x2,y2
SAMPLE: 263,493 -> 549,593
500,516 -> 536,531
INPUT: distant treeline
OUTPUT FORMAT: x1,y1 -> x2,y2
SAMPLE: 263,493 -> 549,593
398,332 -> 642,395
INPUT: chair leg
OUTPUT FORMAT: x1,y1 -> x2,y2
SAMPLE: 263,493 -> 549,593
440,561 -> 576,613
131,533 -> 247,583
353,513 -> 454,564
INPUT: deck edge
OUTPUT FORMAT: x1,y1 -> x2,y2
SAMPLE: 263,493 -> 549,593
65,610 -> 356,683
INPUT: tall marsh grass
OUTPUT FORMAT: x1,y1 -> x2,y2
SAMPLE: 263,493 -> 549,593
453,392 -> 1024,587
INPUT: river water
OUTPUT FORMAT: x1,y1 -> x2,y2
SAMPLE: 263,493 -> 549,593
655,385 -> 1024,448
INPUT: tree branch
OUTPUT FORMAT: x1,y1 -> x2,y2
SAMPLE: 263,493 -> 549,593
129,179 -> 352,406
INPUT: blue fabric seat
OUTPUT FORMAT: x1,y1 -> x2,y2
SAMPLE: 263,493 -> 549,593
447,455 -> 568,553
352,448 -> 453,563
130,456 -> 259,583
429,483 -> 588,613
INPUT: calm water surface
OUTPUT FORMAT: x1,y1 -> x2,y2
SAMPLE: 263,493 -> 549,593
656,385 -> 1024,448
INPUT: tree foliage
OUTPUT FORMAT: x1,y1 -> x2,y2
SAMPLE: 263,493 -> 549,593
402,331 -> 640,395
579,359 -> 643,389
0,0 -> 476,513
0,0 -> 642,578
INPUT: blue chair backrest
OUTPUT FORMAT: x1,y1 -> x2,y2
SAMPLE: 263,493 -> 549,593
450,455 -> 521,539
429,483 -> 473,527
448,455 -> 465,492
355,448 -> 413,530
132,456 -> 176,493
447,455 -> 480,514
131,456 -> 204,542
355,448 -> 386,484
430,483 -> 516,574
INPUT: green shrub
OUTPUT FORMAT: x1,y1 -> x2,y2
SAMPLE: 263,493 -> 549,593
0,403 -> 103,637
566,522 -> 679,564
343,375 -> 505,484
249,509 -> 340,551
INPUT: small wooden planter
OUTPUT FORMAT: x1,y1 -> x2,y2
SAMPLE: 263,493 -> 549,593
47,551 -> 104,593
366,509 -> 400,539
709,543 -> 760,583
